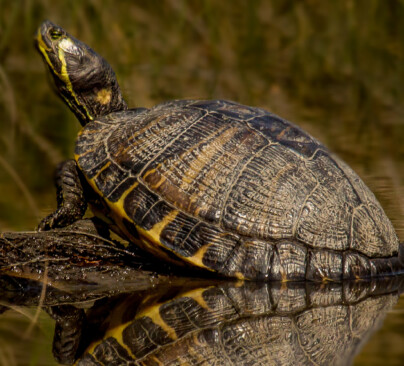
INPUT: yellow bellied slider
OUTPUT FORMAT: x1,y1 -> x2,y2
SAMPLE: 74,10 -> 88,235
35,21 -> 404,281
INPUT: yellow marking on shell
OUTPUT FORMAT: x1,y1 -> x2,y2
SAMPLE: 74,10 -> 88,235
233,279 -> 246,287
189,242 -> 214,268
142,165 -> 167,190
179,287 -> 211,310
135,228 -> 185,265
135,287 -> 215,340
233,272 -> 245,280
139,210 -> 179,246
85,287 -> 221,360
84,320 -> 136,360
181,174 -> 194,185
280,266 -> 288,282
193,205 -> 202,217
187,194 -> 198,211
192,331 -> 206,347
108,184 -> 136,222
186,194 -> 205,217
178,126 -> 239,194
276,125 -> 291,140
127,210 -> 212,270
92,161 -> 111,180
140,126 -> 239,218
151,176 -> 167,190
96,88 -> 112,105
84,171 -> 134,220
83,299 -> 177,360
85,161 -> 130,206
80,157 -> 215,270
149,356 -> 164,365
142,166 -> 158,180
136,303 -> 178,340
83,169 -> 183,263
76,128 -> 85,138
109,230 -> 131,246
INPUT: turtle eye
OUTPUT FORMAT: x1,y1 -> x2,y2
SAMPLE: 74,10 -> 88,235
50,29 -> 62,40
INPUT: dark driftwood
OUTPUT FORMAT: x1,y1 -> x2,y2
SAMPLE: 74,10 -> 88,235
0,219 -> 175,302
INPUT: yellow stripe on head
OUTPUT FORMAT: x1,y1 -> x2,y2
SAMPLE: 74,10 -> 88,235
35,20 -> 127,126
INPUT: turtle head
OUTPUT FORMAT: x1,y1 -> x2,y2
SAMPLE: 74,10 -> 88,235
35,20 -> 127,126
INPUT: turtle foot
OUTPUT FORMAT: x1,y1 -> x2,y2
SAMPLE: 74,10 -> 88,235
37,207 -> 78,231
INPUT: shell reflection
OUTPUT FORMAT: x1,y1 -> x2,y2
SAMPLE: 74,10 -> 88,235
75,279 -> 403,365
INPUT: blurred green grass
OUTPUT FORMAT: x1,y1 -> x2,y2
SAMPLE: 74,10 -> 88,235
0,1 -> 404,363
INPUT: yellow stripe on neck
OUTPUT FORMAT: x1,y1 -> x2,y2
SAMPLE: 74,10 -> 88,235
36,31 -> 93,122
57,42 -> 93,121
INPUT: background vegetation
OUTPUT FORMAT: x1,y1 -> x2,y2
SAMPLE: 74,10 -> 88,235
0,0 -> 403,365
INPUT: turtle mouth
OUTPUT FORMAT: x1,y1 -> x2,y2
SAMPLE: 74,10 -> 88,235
35,20 -> 57,51
34,20 -> 65,74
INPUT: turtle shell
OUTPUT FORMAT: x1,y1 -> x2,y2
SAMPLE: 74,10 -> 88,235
75,100 -> 399,280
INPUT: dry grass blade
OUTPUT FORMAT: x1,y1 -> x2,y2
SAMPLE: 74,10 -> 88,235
0,155 -> 40,220
0,303 -> 36,323
23,261 -> 48,339
0,66 -> 17,128
0,347 -> 17,366
15,114 -> 64,167
0,65 -> 17,155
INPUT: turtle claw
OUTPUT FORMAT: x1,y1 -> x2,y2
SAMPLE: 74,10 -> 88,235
38,203 -> 87,231
37,215 -> 53,231
37,209 -> 68,231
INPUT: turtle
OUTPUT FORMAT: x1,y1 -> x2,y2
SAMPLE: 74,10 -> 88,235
34,20 -> 404,281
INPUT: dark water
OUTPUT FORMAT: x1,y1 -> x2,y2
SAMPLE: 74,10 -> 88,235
0,1 -> 404,365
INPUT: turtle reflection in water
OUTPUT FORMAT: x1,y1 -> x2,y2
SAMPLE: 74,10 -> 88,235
75,279 -> 404,366
1,227 -> 403,366
34,21 -> 404,281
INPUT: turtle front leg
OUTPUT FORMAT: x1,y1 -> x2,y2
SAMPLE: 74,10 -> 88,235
46,305 -> 85,365
38,160 -> 87,231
